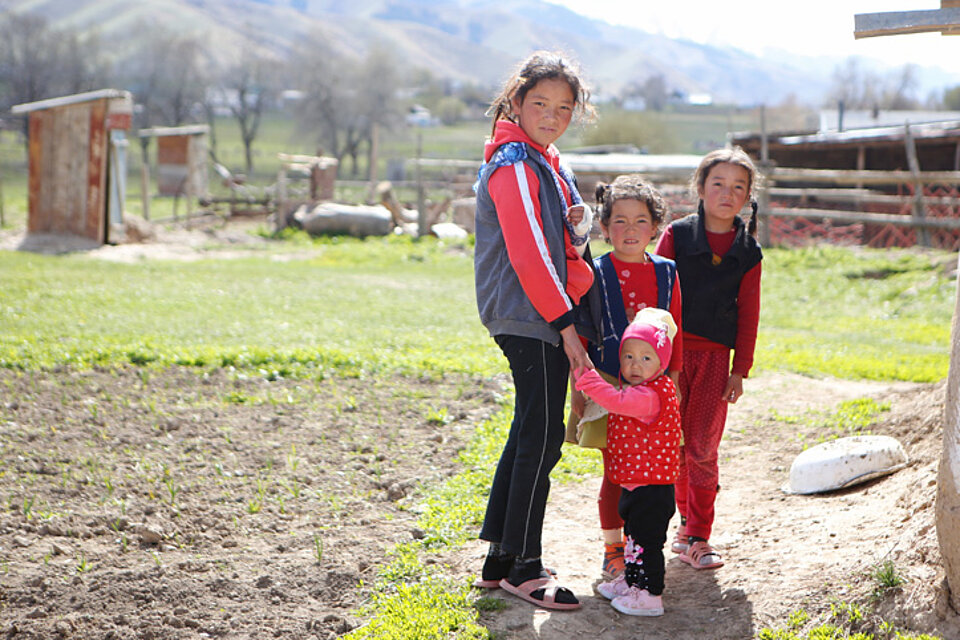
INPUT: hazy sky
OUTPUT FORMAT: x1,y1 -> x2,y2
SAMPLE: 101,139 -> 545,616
549,1 -> 960,75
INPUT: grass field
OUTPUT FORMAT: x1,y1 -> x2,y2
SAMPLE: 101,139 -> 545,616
1,235 -> 952,382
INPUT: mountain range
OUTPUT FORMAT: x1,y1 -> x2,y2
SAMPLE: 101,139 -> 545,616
6,0 -> 960,107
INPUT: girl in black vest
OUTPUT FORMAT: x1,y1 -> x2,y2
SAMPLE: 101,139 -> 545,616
653,147 -> 763,570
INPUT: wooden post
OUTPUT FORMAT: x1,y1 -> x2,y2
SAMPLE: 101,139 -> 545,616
937,250 -> 960,612
140,151 -> 151,221
0,162 -> 5,229
856,145 -> 866,190
416,131 -> 426,238
276,162 -> 288,232
759,105 -> 768,165
366,122 -> 379,204
904,123 -> 931,247
185,142 -> 195,222
758,106 -> 773,247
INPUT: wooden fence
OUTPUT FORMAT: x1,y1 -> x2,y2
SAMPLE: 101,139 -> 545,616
758,167 -> 960,250
406,157 -> 960,250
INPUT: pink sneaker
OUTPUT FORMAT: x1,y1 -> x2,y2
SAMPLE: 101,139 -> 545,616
611,586 -> 664,617
596,574 -> 631,600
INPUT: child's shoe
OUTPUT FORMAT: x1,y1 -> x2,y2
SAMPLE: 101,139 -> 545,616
596,573 -> 631,600
670,524 -> 689,554
601,541 -> 625,579
611,586 -> 664,617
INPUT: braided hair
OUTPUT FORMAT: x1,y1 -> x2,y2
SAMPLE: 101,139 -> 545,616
690,146 -> 762,238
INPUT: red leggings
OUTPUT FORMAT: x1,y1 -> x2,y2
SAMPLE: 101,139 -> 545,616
598,447 -> 623,530
675,349 -> 730,541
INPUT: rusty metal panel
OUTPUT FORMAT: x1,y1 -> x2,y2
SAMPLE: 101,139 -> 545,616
26,112 -> 45,234
85,99 -> 107,243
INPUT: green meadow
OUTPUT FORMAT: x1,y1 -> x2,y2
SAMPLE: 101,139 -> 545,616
1,238 -> 952,383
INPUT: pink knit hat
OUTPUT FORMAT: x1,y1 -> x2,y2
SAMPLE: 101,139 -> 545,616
621,307 -> 677,377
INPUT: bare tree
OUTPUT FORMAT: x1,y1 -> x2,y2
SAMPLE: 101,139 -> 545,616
825,58 -> 920,111
0,13 -> 109,111
825,58 -> 879,110
117,26 -> 209,172
213,52 -> 282,175
294,43 -> 403,176
881,64 -> 920,110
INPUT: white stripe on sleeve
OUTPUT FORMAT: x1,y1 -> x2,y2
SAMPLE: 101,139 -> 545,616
513,162 -> 571,313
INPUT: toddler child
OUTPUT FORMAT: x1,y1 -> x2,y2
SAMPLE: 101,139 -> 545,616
574,307 -> 681,617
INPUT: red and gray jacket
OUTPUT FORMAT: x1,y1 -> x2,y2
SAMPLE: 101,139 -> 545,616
473,121 -> 593,344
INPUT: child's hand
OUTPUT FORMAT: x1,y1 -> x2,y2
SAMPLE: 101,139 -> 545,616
566,204 -> 585,226
570,388 -> 585,418
723,373 -> 744,404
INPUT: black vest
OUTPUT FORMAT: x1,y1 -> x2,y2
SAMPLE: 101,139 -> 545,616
672,213 -> 762,348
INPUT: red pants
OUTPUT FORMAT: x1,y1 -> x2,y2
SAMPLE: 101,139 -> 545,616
676,349 -> 730,541
598,447 -> 622,530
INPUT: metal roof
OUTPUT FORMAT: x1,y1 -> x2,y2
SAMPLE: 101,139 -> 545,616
11,89 -> 132,114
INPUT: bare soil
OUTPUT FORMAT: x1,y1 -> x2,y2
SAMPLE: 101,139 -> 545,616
456,375 -> 958,640
2,223 -> 958,639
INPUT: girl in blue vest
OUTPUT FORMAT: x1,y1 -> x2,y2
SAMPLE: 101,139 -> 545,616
569,174 -> 683,580
654,146 -> 763,570
473,51 -> 596,611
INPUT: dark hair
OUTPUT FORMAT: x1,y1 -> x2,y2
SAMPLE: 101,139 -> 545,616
690,146 -> 763,237
595,174 -> 668,228
487,50 -> 595,138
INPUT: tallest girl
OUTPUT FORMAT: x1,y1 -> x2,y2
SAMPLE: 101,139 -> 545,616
473,51 -> 595,611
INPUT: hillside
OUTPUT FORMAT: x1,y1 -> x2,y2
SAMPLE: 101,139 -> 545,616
3,0 -> 957,106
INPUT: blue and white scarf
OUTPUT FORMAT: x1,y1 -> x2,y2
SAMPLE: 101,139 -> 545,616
474,142 -> 589,247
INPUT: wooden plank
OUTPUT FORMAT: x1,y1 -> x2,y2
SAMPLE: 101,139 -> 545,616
770,187 -> 960,207
771,166 -> 960,186
767,207 -> 960,230
86,99 -> 107,242
26,113 -> 44,234
904,124 -> 931,246
854,8 -> 960,39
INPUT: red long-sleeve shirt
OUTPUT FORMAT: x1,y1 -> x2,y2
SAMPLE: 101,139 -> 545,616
654,225 -> 761,377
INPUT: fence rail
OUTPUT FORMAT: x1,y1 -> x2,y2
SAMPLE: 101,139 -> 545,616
759,166 -> 960,249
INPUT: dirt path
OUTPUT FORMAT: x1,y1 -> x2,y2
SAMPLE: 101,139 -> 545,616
452,372 -> 958,639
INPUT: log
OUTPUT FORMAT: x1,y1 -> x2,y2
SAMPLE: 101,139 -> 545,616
295,202 -> 394,237
937,250 -> 960,611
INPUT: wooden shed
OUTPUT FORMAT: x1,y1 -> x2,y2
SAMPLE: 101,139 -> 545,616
731,119 -> 960,172
138,124 -> 209,198
12,89 -> 133,244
